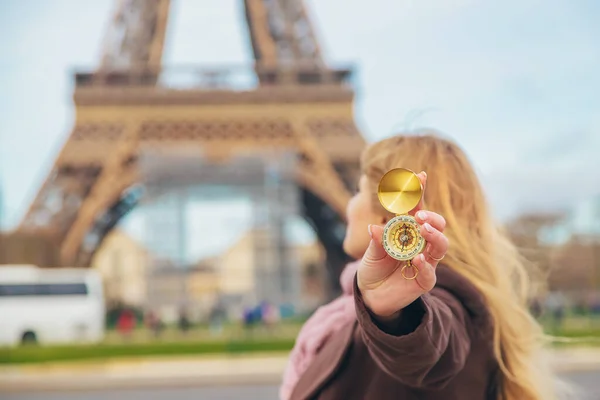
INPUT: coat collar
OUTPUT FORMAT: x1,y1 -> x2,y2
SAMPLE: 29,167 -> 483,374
290,320 -> 356,400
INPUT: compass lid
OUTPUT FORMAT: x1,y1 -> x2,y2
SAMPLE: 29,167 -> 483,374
377,168 -> 423,215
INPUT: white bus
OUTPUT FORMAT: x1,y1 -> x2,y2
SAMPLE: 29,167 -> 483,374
0,265 -> 105,346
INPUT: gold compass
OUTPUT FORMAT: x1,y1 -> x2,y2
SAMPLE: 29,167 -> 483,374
377,168 -> 426,279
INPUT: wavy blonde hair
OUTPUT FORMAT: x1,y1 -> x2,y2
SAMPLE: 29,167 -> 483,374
361,131 -> 557,400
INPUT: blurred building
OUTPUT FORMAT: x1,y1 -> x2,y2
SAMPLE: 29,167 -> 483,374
92,227 -> 325,322
539,195 -> 600,245
91,229 -> 148,307
0,231 -> 60,267
537,195 -> 600,299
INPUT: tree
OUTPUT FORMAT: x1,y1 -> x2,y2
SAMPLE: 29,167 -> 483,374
504,212 -> 565,277
548,237 -> 600,294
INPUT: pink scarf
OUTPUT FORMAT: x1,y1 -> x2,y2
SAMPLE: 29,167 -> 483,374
279,261 -> 360,400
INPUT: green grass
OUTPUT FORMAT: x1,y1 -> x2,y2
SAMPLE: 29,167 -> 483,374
0,322 -> 302,365
1,317 -> 599,366
545,327 -> 600,347
101,322 -> 303,344
538,314 -> 600,347
541,314 -> 600,334
0,337 -> 295,365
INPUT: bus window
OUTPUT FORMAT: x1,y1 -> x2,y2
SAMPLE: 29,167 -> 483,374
0,283 -> 88,296
44,283 -> 88,296
0,284 -> 37,297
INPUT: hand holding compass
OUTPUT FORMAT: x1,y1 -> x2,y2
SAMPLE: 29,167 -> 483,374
357,169 -> 449,320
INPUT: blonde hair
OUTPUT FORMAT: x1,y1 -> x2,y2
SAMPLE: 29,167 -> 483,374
361,131 -> 557,400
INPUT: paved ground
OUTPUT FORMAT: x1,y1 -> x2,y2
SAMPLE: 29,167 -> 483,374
561,371 -> 600,399
3,371 -> 599,400
2,349 -> 599,399
2,385 -> 279,400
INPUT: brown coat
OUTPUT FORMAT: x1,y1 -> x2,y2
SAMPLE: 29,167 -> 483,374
289,266 -> 501,400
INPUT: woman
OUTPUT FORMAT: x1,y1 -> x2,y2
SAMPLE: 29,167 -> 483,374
280,132 -> 557,400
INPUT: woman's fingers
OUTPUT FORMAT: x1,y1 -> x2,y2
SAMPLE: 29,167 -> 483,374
419,222 -> 449,266
362,225 -> 395,268
359,222 -> 444,297
415,210 -> 446,232
412,254 -> 437,291
359,225 -> 406,290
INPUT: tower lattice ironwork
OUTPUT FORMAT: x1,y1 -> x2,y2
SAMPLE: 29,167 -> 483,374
19,0 -> 365,295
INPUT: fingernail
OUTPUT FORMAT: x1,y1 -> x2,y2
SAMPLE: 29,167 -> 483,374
368,224 -> 373,239
421,171 -> 427,178
419,254 -> 426,264
424,222 -> 434,233
416,211 -> 427,221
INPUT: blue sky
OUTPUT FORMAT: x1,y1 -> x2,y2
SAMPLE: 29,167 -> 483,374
1,0 -> 599,238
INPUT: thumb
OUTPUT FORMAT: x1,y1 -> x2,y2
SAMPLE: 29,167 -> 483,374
362,224 -> 388,266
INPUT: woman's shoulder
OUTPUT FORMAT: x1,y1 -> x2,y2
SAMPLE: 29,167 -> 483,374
433,265 -> 492,330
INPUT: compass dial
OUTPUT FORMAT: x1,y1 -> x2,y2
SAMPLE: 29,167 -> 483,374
382,215 -> 426,261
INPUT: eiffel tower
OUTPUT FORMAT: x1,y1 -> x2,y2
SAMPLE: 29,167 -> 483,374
18,0 -> 365,295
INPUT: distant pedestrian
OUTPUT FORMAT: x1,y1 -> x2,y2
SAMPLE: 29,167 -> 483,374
545,292 -> 566,332
261,302 -> 280,334
209,301 -> 226,336
242,305 -> 259,338
117,309 -> 135,339
145,310 -> 164,338
530,297 -> 543,318
178,307 -> 191,334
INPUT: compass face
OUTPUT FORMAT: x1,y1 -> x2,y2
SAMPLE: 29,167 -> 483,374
382,215 -> 426,261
